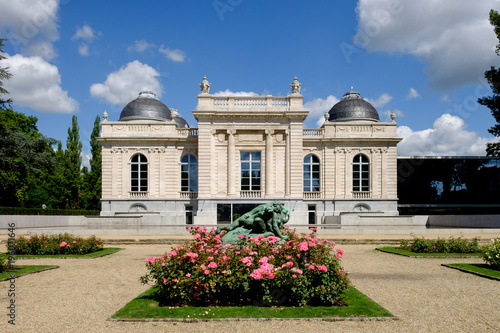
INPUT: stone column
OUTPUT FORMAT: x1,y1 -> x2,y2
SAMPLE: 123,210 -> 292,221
265,129 -> 274,196
227,130 -> 236,196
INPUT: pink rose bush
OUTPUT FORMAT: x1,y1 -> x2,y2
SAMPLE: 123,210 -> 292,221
13,233 -> 103,255
140,226 -> 349,307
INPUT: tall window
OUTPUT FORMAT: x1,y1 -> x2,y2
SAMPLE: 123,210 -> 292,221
131,154 -> 148,192
353,154 -> 370,192
303,154 -> 320,192
181,155 -> 198,192
241,152 -> 261,191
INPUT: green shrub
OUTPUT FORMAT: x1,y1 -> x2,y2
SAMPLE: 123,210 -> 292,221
481,238 -> 500,269
0,207 -> 100,216
13,233 -> 103,255
0,253 -> 8,273
140,226 -> 349,307
399,236 -> 480,253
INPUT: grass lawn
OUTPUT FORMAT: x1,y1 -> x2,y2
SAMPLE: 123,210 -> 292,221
376,247 -> 482,258
0,265 -> 59,281
110,285 -> 395,321
443,264 -> 500,281
11,247 -> 122,259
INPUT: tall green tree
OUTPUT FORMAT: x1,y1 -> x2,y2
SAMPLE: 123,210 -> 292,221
0,38 -> 12,108
478,9 -> 500,156
63,115 -> 83,209
82,115 -> 102,210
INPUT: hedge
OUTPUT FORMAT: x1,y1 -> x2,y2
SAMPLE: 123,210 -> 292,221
0,207 -> 100,216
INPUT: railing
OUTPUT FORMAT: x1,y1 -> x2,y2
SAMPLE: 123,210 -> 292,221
303,191 -> 322,199
240,190 -> 262,198
303,129 -> 324,137
129,191 -> 148,199
177,128 -> 198,137
210,96 -> 291,111
180,191 -> 198,199
352,191 -> 371,199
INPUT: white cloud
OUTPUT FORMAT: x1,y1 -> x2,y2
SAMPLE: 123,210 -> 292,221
366,93 -> 392,108
0,0 -> 59,60
1,54 -> 78,113
159,46 -> 187,62
440,95 -> 449,102
128,39 -> 155,53
212,89 -> 260,97
407,88 -> 419,99
90,60 -> 163,105
78,43 -> 89,56
72,24 -> 95,41
355,0 -> 499,90
304,95 -> 340,128
397,113 -> 493,156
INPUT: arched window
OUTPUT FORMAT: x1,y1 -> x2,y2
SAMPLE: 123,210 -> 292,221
131,154 -> 148,192
181,155 -> 198,192
353,154 -> 369,192
303,154 -> 320,192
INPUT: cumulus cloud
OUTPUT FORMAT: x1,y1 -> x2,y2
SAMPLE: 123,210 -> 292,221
407,88 -> 420,99
0,0 -> 60,60
127,39 -> 155,53
355,0 -> 499,90
1,54 -> 78,113
78,43 -> 89,56
366,92 -> 392,108
159,46 -> 187,62
397,113 -> 493,156
212,89 -> 260,97
72,24 -> 95,41
90,60 -> 163,105
304,95 -> 340,127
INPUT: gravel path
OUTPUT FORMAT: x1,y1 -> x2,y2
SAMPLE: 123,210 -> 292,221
1,242 -> 499,333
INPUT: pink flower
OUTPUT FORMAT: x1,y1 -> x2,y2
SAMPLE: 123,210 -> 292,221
223,255 -> 230,261
204,270 -> 210,275
224,244 -> 231,248
161,263 -> 165,267
186,273 -> 191,277
207,256 -> 214,261
201,264 -> 207,270
432,245 -> 436,249
79,249 -> 82,251
193,292 -> 200,297
208,262 -> 217,269
298,242 -> 308,251
193,233 -> 201,239
240,256 -> 253,267
73,241 -> 76,244
336,248 -> 344,256
292,274 -> 297,278
168,250 -> 177,257
163,279 -> 168,283
317,265 -> 328,272
60,242 -> 67,247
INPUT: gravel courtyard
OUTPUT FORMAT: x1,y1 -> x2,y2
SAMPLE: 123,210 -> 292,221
1,240 -> 499,333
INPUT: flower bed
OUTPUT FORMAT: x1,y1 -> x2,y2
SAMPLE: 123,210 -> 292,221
12,233 -> 103,255
140,226 -> 349,307
398,236 -> 480,254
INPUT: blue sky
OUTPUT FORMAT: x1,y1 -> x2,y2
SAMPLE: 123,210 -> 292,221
1,0 -> 500,164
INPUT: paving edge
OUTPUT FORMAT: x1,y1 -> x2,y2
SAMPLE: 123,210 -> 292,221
441,264 -> 500,281
375,248 -> 482,258
107,316 -> 399,323
0,265 -> 59,281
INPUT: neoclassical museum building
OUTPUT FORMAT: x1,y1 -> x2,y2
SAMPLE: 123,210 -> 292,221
99,76 -> 401,225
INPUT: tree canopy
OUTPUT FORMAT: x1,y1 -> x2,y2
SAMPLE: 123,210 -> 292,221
478,9 -> 500,156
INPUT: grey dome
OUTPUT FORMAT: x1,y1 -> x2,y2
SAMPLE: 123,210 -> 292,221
327,89 -> 380,122
119,91 -> 172,122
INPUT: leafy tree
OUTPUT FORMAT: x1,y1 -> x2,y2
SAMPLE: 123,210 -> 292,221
0,109 -> 58,207
81,115 -> 102,210
478,9 -> 500,156
0,38 -> 12,108
63,115 -> 83,209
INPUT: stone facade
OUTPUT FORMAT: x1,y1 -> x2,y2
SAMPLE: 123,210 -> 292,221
99,77 -> 401,226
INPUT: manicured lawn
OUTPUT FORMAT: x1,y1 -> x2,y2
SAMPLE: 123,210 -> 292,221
110,285 -> 395,321
0,265 -> 59,281
376,247 -> 482,258
443,264 -> 500,281
11,247 -> 122,259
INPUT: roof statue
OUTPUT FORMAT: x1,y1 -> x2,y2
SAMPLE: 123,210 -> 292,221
200,75 -> 211,94
290,76 -> 301,94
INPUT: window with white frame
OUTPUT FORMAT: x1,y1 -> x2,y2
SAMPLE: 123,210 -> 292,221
303,154 -> 320,192
240,152 -> 261,191
181,155 -> 198,192
131,154 -> 148,192
353,154 -> 370,192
